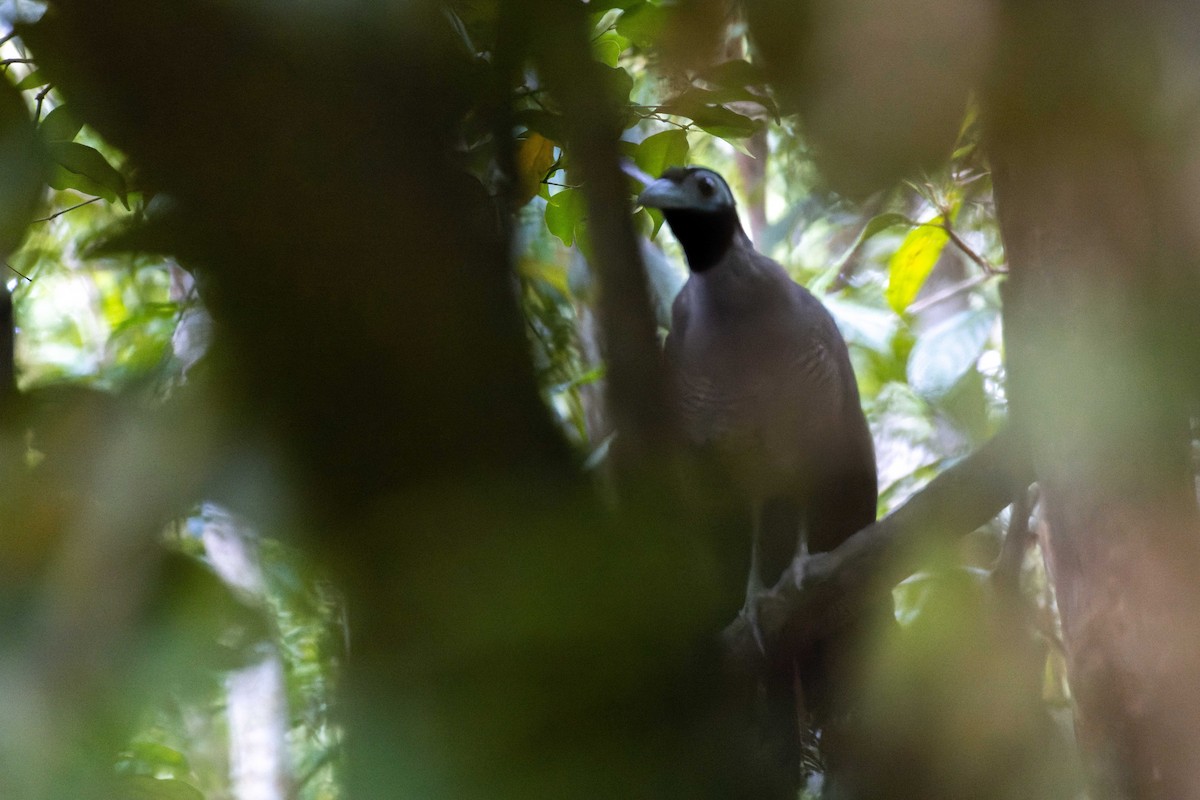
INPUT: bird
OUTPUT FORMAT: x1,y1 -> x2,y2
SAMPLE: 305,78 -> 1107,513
638,166 -> 879,796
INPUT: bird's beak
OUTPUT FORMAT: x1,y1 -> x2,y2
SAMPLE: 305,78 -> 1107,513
638,178 -> 689,210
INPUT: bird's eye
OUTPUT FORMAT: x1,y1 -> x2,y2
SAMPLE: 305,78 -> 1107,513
697,176 -> 716,197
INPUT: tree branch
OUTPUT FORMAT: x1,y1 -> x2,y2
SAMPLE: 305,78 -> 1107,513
724,427 -> 1032,666
527,1 -> 676,471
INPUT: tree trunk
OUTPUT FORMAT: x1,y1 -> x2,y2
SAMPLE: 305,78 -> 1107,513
988,4 -> 1200,794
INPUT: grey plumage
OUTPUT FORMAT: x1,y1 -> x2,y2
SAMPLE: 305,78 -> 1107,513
640,166 -> 878,796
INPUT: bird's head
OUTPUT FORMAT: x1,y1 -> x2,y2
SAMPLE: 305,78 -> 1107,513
638,166 -> 737,214
638,167 -> 746,273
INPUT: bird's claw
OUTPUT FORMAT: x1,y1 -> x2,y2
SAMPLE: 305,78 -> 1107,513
739,604 -> 768,657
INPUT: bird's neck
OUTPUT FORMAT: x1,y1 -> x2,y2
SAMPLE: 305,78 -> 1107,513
662,208 -> 747,273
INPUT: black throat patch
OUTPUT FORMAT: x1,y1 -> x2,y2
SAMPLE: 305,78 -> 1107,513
662,208 -> 741,273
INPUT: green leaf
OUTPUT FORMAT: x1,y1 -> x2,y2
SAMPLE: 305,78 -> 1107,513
47,141 -> 127,206
660,94 -> 760,140
886,218 -> 950,313
616,2 -> 668,48
15,70 -> 47,90
601,65 -> 634,108
515,109 -> 565,144
907,307 -> 997,398
127,741 -> 189,770
634,129 -> 688,180
593,33 -> 625,67
120,776 -> 204,800
894,568 -> 989,628
48,163 -> 116,202
589,0 -> 643,9
700,59 -> 767,90
0,74 -> 48,261
39,104 -> 82,142
544,188 -> 587,248
830,212 -> 912,272
688,105 -> 760,140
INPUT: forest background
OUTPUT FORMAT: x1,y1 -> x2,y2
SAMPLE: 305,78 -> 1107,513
0,0 -> 1196,799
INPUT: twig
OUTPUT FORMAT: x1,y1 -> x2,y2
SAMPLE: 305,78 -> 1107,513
4,262 -> 31,282
33,197 -> 102,223
0,58 -> 34,68
939,221 -> 1005,275
33,84 -> 52,123
906,273 -> 990,314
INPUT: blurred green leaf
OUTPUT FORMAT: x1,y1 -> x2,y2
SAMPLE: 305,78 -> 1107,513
589,0 -> 643,9
514,109 -> 565,144
48,163 -> 117,202
48,141 -> 127,206
592,31 -> 628,67
544,187 -> 587,247
39,104 -> 82,142
119,740 -> 190,775
119,776 -> 205,800
886,218 -> 950,313
700,59 -> 767,90
0,73 -> 48,261
616,2 -> 668,48
15,69 -> 47,90
831,212 -> 912,272
907,307 -> 998,398
660,95 -> 760,140
601,65 -> 634,109
893,567 -> 990,628
634,129 -> 688,180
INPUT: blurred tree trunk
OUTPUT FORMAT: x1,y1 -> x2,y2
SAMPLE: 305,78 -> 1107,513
988,3 -> 1200,796
201,505 -> 291,800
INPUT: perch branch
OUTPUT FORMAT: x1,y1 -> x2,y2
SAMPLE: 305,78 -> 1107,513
724,427 -> 1032,665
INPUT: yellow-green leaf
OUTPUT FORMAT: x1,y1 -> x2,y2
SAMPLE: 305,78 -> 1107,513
886,218 -> 949,313
634,129 -> 688,181
514,133 -> 556,208
544,187 -> 586,248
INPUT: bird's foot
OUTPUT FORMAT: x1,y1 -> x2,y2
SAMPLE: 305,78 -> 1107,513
739,602 -> 768,657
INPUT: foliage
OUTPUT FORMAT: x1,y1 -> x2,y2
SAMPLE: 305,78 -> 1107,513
0,2 -> 1069,799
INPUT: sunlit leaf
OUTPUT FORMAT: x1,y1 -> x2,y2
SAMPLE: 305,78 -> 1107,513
0,73 -> 48,262
48,141 -> 127,206
519,258 -> 570,295
15,69 -> 47,90
125,741 -> 189,771
48,163 -> 116,202
907,307 -> 998,398
592,31 -> 628,67
544,187 -> 587,248
886,218 -> 950,313
634,129 -> 688,180
39,104 -> 82,142
515,133 -> 556,208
